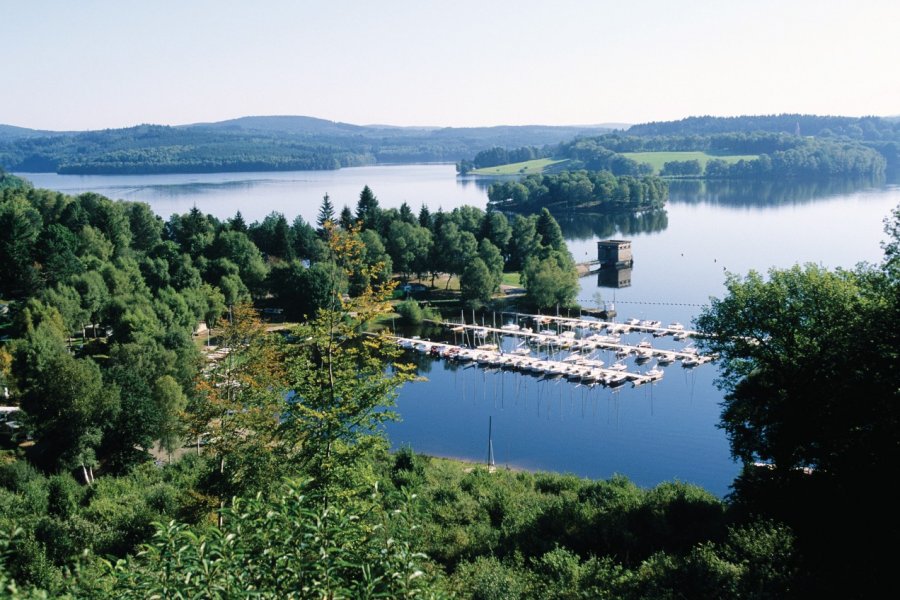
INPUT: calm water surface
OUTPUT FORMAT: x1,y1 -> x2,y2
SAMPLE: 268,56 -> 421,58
21,167 -> 900,495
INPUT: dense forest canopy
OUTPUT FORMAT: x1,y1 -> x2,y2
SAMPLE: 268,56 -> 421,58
0,117 -> 610,175
624,114 -> 900,176
459,114 -> 897,179
625,113 -> 900,139
487,170 -> 668,213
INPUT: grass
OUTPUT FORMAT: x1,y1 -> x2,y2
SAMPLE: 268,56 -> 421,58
622,151 -> 759,173
470,158 -> 569,176
501,272 -> 521,287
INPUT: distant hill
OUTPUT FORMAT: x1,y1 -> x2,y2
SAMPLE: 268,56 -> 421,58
626,114 -> 899,140
0,124 -> 70,140
0,116 -> 612,174
184,115 -> 368,136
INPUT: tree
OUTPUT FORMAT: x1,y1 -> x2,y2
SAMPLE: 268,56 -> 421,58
166,206 -> 214,258
72,270 -> 110,337
125,202 -> 163,252
522,251 -> 579,309
209,230 -> 268,297
480,211 -> 512,259
355,185 -> 380,231
268,260 -> 347,321
228,210 -> 247,232
34,224 -> 81,287
460,258 -> 494,307
418,204 -> 432,230
280,228 -> 413,500
188,303 -> 287,504
153,375 -> 188,459
0,195 -> 42,297
335,205 -> 353,230
351,229 -> 392,296
695,255 -> 899,597
507,214 -> 539,271
478,238 -> 504,294
535,208 -> 565,253
696,262 -> 900,478
14,323 -> 119,481
290,215 -> 325,261
40,284 -> 88,339
249,212 -> 294,261
386,221 -> 432,280
316,193 -> 335,233
399,201 -> 416,224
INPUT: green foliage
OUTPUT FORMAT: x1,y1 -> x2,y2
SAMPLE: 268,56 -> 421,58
488,169 -> 668,213
696,264 -> 898,477
460,259 -> 494,308
386,221 -> 433,279
396,299 -> 425,325
521,250 -> 578,309
281,233 -> 415,496
0,196 -> 42,298
109,480 -> 444,599
694,211 -> 900,597
451,555 -> 532,600
15,323 -> 119,476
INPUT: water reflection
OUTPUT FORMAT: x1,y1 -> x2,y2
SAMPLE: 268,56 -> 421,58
456,175 -> 497,192
551,209 -> 669,241
597,266 -> 633,288
668,177 -> 884,207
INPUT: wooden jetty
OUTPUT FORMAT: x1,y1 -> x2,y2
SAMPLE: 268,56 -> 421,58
393,334 -> 658,388
440,321 -> 709,365
512,312 -> 699,339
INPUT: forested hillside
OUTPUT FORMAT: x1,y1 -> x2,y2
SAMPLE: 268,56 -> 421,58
0,117 -> 609,175
625,114 -> 900,175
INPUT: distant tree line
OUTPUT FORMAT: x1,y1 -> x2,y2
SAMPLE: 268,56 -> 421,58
626,113 -> 900,140
626,114 -> 900,175
461,128 -> 889,181
487,170 -> 668,213
0,120 -> 608,175
456,145 -> 551,174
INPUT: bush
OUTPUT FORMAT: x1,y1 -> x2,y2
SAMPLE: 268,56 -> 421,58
0,460 -> 41,493
396,299 -> 424,325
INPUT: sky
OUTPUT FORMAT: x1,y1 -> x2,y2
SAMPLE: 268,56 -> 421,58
2,0 -> 898,131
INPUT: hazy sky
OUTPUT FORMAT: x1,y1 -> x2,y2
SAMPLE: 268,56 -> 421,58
3,0 -> 897,130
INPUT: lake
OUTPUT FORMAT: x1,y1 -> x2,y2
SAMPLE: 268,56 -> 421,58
20,167 -> 900,496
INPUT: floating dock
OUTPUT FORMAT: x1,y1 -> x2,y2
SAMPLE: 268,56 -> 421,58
393,313 -> 712,390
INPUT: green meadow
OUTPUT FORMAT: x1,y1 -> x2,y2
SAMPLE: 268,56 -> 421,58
470,158 -> 569,175
622,151 -> 759,173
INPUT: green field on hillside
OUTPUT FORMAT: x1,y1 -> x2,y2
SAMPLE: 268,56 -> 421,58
470,158 -> 568,175
622,151 -> 759,173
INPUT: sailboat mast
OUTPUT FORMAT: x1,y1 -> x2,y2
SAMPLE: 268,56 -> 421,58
487,416 -> 495,467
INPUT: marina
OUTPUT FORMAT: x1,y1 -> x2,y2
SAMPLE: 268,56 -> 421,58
392,312 -> 713,391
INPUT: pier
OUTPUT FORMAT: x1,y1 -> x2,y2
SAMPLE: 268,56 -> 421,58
392,312 -> 713,390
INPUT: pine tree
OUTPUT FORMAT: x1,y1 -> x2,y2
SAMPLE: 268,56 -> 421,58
355,185 -> 380,230
316,193 -> 335,232
418,204 -> 432,230
229,211 -> 247,232
339,205 -> 355,230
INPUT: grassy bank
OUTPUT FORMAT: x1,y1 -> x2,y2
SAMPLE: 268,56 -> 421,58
470,158 -> 569,175
622,150 -> 759,173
